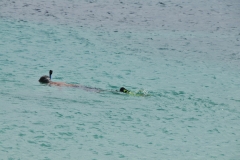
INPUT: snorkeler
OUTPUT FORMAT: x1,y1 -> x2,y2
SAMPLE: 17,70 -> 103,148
38,70 -> 77,87
39,70 -> 102,92
39,70 -> 147,95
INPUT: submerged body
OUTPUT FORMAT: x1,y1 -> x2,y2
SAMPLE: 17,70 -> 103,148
49,81 -> 78,87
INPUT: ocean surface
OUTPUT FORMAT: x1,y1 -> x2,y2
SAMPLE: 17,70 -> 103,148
0,0 -> 240,159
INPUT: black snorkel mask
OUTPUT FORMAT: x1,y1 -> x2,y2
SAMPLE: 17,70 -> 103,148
38,70 -> 53,84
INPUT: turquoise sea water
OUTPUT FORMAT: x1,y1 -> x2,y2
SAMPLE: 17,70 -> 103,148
1,0 -> 240,159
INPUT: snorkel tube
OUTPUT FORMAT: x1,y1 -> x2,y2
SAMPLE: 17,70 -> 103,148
49,70 -> 53,80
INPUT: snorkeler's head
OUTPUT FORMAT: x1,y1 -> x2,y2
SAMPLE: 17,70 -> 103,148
120,87 -> 130,93
39,75 -> 51,84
